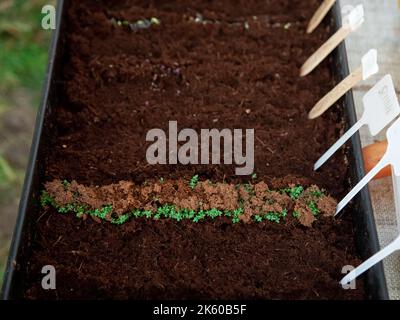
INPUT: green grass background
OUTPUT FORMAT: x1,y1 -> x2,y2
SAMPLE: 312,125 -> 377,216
0,0 -> 54,288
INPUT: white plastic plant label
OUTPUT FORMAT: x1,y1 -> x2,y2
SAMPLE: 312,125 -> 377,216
342,4 -> 364,31
392,170 -> 400,231
385,119 -> 400,176
361,49 -> 379,80
314,74 -> 400,171
336,116 -> 400,215
307,49 -> 379,120
341,235 -> 400,286
340,117 -> 400,281
363,74 -> 399,135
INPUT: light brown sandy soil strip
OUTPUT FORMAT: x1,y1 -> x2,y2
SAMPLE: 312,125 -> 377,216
44,179 -> 337,227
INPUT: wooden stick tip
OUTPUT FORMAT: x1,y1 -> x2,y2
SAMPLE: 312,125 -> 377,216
306,24 -> 315,34
307,110 -> 318,120
299,66 -> 309,77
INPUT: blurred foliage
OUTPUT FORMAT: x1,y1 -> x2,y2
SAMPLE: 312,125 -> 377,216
0,0 -> 54,188
0,0 -> 55,288
0,155 -> 16,186
0,0 -> 54,93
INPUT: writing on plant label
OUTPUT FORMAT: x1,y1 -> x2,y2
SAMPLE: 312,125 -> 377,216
363,74 -> 400,135
146,121 -> 254,175
314,74 -> 400,171
41,265 -> 56,290
41,5 -> 56,30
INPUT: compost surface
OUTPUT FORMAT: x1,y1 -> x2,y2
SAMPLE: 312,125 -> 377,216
23,0 -> 364,299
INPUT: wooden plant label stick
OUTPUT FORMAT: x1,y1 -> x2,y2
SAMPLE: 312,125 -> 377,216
300,4 -> 364,77
309,67 -> 362,118
308,49 -> 378,119
307,0 -> 336,34
300,26 -> 351,77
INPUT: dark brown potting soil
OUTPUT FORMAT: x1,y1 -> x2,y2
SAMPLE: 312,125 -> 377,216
22,0 -> 365,299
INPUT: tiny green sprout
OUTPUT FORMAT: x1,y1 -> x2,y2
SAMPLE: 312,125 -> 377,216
90,205 -> 113,220
234,207 -> 244,216
254,215 -> 263,223
40,191 -> 57,208
159,177 -> 164,184
112,214 -> 130,225
243,184 -> 253,194
132,209 -> 142,218
224,210 -> 232,218
231,207 -> 243,223
283,186 -> 304,200
113,17 -> 160,32
308,201 -> 320,216
143,210 -> 153,218
207,208 -> 222,220
251,173 -> 257,180
193,210 -> 206,223
103,205 -> 113,215
189,175 -> 199,189
293,211 -> 300,218
62,179 -> 70,189
75,206 -> 85,218
153,213 -> 161,220
265,212 -> 281,223
150,17 -> 161,25
311,190 -> 324,198
182,209 -> 195,219
58,203 -> 74,214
